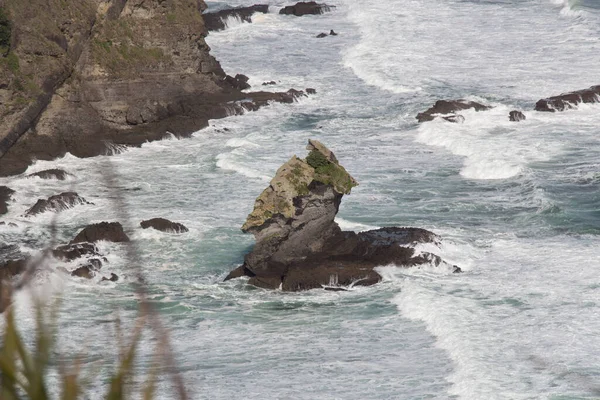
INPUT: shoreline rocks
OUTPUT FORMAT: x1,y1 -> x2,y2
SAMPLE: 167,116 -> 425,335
535,85 -> 600,112
280,2 -> 333,16
416,100 -> 491,123
0,186 -> 14,215
70,222 -> 130,244
140,218 -> 189,233
225,140 -> 450,291
509,110 -> 526,122
25,192 -> 90,216
203,5 -> 269,32
27,169 -> 72,180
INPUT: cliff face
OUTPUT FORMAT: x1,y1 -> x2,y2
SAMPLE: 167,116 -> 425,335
0,0 -> 246,176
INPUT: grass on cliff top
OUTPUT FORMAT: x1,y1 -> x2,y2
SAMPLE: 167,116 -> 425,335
306,150 -> 357,194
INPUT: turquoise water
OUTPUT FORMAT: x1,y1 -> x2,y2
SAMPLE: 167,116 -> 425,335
1,0 -> 600,398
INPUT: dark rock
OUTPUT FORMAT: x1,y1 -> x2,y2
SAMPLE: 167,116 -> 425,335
227,140 -> 450,291
25,192 -> 91,216
203,5 -> 269,32
52,242 -> 101,261
71,265 -> 94,279
280,2 -> 333,16
453,265 -> 462,273
306,88 -> 317,95
323,287 -> 348,292
0,222 -> 18,227
329,29 -> 337,35
140,218 -> 189,233
262,81 -> 276,86
316,32 -> 328,38
442,115 -> 465,123
0,186 -> 15,215
27,169 -> 72,180
225,74 -> 251,90
509,110 -> 526,122
416,100 -> 491,123
101,273 -> 119,282
224,265 -> 255,281
70,222 -> 130,244
0,259 -> 27,282
535,85 -> 600,112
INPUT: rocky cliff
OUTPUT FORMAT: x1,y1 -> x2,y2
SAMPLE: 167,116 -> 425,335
0,0 -> 298,176
226,140 -> 453,291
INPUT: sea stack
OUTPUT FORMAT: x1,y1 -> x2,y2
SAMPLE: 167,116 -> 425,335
225,140 -> 448,291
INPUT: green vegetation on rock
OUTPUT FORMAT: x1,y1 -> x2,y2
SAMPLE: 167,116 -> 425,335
0,7 -> 11,56
306,149 -> 357,194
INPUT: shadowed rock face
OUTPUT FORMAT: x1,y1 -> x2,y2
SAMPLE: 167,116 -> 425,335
203,5 -> 269,32
25,192 -> 90,216
140,218 -> 189,233
0,186 -> 14,215
279,2 -> 332,16
27,169 -> 72,180
226,140 -> 448,291
535,85 -> 600,112
71,222 -> 130,244
416,100 -> 491,123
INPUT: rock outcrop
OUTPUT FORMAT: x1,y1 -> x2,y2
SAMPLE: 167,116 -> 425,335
534,85 -> 600,112
225,140 -> 448,291
225,74 -> 251,90
0,0 -> 309,177
280,2 -> 333,16
203,5 -> 269,32
509,110 -> 526,122
71,221 -> 130,244
27,169 -> 72,180
25,192 -> 90,216
140,217 -> 189,233
416,100 -> 491,123
0,186 -> 14,215
53,242 -> 102,261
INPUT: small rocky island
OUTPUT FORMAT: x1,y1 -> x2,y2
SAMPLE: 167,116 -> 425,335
226,140 -> 453,291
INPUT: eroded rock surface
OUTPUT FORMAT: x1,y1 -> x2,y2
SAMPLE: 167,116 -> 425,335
226,140 -> 448,291
416,100 -> 491,123
203,5 -> 269,32
140,218 -> 189,233
25,192 -> 90,216
71,222 -> 130,244
535,85 -> 600,112
280,2 -> 333,16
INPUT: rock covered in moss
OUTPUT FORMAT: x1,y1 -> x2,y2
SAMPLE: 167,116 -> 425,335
227,140 -> 451,291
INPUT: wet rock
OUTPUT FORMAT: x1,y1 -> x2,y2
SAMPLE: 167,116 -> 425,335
442,114 -> 465,123
280,2 -> 333,16
101,273 -> 119,282
70,222 -> 130,244
226,140 -> 450,291
0,222 -> 18,227
140,218 -> 189,233
316,32 -> 328,38
0,259 -> 27,282
225,74 -> 251,90
329,29 -> 338,36
453,265 -> 463,273
509,110 -> 526,122
0,186 -> 15,215
535,85 -> 600,112
203,5 -> 269,32
25,192 -> 91,216
306,88 -> 317,95
27,169 -> 72,180
71,265 -> 94,279
416,100 -> 491,123
262,81 -> 276,86
52,242 -> 102,261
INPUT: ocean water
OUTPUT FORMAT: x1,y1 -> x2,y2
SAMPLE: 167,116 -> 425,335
1,0 -> 600,398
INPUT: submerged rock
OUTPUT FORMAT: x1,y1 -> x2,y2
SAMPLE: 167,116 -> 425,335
0,259 -> 27,282
203,5 -> 269,32
71,265 -> 94,279
226,140 -> 448,291
0,186 -> 14,215
25,192 -> 90,216
316,32 -> 328,38
534,85 -> 600,112
416,100 -> 491,123
70,222 -> 130,244
101,273 -> 119,282
140,218 -> 189,233
262,81 -> 276,86
509,110 -> 526,122
280,2 -> 333,16
53,242 -> 102,261
27,169 -> 72,180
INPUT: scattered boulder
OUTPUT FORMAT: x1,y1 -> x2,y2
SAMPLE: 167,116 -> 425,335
316,32 -> 328,38
0,186 -> 14,215
280,2 -> 333,16
71,265 -> 94,279
101,273 -> 119,282
140,218 -> 189,233
262,81 -> 276,86
509,110 -> 526,122
25,192 -> 91,216
416,100 -> 491,123
27,169 -> 72,180
53,242 -> 102,261
203,5 -> 269,32
535,85 -> 600,112
306,88 -> 317,95
442,115 -> 465,124
225,139 -> 449,291
70,222 -> 130,244
329,29 -> 337,36
0,259 -> 27,282
225,74 -> 251,90
0,222 -> 18,227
